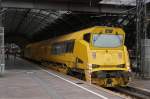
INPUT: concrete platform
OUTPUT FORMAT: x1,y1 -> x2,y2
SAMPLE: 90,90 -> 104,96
128,78 -> 150,93
0,56 -> 125,99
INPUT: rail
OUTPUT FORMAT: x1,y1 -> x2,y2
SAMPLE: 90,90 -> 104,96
107,86 -> 150,99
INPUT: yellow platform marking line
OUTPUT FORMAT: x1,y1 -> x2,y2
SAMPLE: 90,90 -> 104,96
38,66 -> 108,99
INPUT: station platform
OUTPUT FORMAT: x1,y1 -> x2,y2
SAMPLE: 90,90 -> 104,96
128,78 -> 150,93
1,56 -> 125,99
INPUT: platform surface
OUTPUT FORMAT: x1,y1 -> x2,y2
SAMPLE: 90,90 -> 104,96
0,56 -> 125,99
129,78 -> 150,92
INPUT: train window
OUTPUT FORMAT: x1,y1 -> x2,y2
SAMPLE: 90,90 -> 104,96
83,33 -> 91,43
51,40 -> 75,55
51,45 -> 54,54
92,34 -> 123,48
52,43 -> 64,55
61,42 -> 67,53
51,44 -> 58,55
66,40 -> 75,53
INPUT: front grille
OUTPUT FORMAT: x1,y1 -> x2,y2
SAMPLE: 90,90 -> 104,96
92,64 -> 125,68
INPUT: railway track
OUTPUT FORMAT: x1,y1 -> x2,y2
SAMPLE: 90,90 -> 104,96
107,86 -> 150,99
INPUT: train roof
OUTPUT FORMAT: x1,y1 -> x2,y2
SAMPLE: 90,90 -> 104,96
26,26 -> 125,47
47,26 -> 125,42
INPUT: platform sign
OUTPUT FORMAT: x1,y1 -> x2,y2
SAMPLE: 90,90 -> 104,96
0,27 -> 4,74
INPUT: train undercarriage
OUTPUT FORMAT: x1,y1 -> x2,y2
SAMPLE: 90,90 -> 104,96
41,61 -> 131,87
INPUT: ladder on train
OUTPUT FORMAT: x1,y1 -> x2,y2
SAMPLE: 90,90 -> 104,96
0,27 -> 4,74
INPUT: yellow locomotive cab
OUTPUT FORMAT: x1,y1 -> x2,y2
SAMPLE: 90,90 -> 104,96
89,33 -> 127,71
73,28 -> 131,87
24,26 -> 131,87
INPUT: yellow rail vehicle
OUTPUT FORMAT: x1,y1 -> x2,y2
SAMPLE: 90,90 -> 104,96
24,26 -> 131,87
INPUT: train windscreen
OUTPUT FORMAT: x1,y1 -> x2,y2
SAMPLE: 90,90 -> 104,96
92,34 -> 123,48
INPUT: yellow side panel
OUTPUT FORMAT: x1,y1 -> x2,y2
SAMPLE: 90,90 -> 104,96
46,53 -> 75,68
73,40 -> 89,69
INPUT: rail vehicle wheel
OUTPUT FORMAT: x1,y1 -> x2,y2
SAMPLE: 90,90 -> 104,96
67,68 -> 73,76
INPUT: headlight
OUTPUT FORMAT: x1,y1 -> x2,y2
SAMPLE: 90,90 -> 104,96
92,52 -> 96,59
117,64 -> 125,68
88,64 -> 92,69
127,66 -> 132,72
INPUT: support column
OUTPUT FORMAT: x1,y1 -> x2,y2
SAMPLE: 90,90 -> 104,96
136,0 -> 149,78
0,0 -> 5,74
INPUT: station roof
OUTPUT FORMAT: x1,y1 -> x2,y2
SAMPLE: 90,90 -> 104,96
2,0 -> 150,47
100,0 -> 150,6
